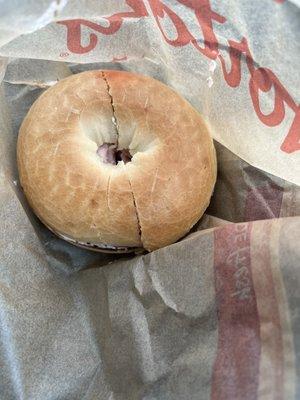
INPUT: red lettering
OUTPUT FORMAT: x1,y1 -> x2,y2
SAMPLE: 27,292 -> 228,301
249,68 -> 285,126
148,0 -> 225,59
147,0 -> 194,46
179,0 -> 226,59
58,0 -> 148,54
219,38 -> 254,87
109,0 -> 148,28
219,36 -> 299,153
58,20 -> 99,54
249,67 -> 299,152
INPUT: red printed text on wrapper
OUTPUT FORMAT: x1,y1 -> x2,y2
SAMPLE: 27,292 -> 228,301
57,0 -> 300,154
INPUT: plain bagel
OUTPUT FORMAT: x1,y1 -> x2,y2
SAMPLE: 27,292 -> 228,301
17,70 -> 217,252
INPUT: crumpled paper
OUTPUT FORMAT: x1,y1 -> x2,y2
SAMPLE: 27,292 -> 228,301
0,1 -> 299,399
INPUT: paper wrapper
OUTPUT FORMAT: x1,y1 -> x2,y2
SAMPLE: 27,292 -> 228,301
0,1 -> 300,399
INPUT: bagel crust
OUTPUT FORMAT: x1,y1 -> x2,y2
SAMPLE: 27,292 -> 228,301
17,70 -> 216,251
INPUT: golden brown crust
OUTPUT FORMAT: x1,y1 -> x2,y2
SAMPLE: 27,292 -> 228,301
17,70 -> 216,251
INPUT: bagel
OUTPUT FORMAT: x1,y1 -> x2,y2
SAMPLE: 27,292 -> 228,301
17,70 -> 216,252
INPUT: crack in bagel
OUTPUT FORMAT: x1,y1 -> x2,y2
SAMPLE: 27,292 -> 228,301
100,71 -> 144,249
127,176 -> 142,240
101,71 -> 119,148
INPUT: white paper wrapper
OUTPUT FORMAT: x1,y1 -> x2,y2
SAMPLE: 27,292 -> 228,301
0,1 -> 300,399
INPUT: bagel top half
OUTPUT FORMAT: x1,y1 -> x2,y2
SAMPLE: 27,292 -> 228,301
17,70 -> 216,251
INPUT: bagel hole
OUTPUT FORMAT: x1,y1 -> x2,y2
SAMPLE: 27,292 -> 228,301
97,143 -> 132,165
